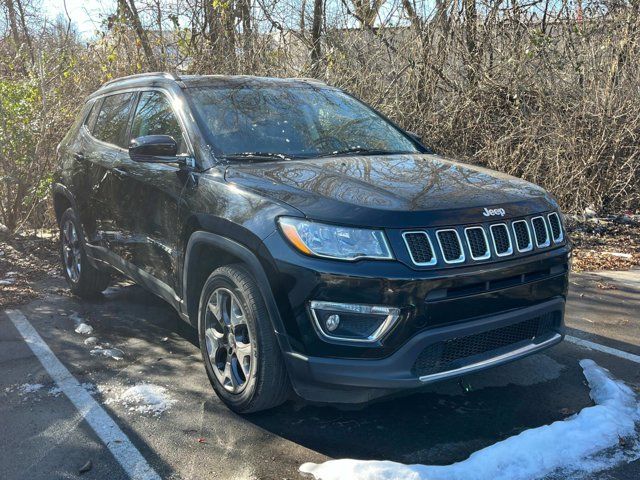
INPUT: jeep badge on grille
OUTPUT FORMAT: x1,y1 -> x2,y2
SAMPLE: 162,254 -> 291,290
482,207 -> 506,217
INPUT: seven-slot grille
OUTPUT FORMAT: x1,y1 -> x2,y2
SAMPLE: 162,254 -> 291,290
464,227 -> 490,260
531,216 -> 550,247
402,213 -> 563,267
490,224 -> 513,256
436,230 -> 465,263
512,220 -> 533,252
402,231 -> 436,265
547,213 -> 563,242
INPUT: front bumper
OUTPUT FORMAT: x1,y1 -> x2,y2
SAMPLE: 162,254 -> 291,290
260,232 -> 570,403
284,298 -> 564,403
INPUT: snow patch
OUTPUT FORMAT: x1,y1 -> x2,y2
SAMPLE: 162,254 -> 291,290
18,383 -> 44,395
106,384 -> 175,416
75,322 -> 94,335
90,346 -> 124,360
300,359 -> 640,480
48,386 -> 63,397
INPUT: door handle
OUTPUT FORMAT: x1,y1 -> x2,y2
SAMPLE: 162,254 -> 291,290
73,152 -> 85,161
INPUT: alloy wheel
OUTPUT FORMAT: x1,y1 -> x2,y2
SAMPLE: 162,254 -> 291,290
204,288 -> 253,393
61,219 -> 82,283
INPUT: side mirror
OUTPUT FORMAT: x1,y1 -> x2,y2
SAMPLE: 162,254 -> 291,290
129,135 -> 178,163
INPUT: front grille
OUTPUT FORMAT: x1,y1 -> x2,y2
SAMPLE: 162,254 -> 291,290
402,211 -> 563,267
437,230 -> 464,263
464,227 -> 490,260
490,224 -> 512,256
403,232 -> 436,265
548,213 -> 563,242
411,312 -> 559,377
512,220 -> 533,252
532,216 -> 550,247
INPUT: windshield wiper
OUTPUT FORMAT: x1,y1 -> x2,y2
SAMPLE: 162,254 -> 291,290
317,147 -> 412,158
224,152 -> 295,162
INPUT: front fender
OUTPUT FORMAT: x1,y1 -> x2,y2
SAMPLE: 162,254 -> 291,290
183,231 -> 293,356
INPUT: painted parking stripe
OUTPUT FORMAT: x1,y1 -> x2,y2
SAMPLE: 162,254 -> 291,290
566,335 -> 640,364
5,309 -> 161,480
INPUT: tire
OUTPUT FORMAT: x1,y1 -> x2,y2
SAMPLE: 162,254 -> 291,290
59,208 -> 110,298
198,264 -> 290,413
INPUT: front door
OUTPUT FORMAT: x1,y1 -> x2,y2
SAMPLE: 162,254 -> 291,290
111,90 -> 193,293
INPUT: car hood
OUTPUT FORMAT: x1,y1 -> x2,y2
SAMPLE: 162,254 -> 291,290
224,154 -> 556,228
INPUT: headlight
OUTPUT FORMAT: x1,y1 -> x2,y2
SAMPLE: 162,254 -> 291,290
278,217 -> 393,261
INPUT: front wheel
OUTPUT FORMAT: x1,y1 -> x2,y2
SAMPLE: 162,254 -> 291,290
198,264 -> 290,413
59,208 -> 110,298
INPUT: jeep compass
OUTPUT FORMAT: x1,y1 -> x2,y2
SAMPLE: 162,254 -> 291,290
53,73 -> 570,413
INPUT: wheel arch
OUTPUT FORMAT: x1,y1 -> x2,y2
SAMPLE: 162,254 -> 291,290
183,231 -> 293,356
52,183 -> 77,223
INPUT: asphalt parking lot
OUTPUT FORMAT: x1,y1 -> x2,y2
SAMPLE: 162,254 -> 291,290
1,270 -> 639,480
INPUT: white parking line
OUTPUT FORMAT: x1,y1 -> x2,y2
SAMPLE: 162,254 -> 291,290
566,335 -> 640,364
5,309 -> 161,480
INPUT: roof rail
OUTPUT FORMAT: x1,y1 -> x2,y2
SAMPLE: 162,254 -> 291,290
101,72 -> 182,88
289,77 -> 327,85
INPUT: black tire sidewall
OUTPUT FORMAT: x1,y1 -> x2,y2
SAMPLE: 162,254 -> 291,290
198,269 -> 262,410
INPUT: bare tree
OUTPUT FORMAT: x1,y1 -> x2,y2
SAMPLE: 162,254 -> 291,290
310,0 -> 323,77
350,0 -> 385,28
117,0 -> 159,70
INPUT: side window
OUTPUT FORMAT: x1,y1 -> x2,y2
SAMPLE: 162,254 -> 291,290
130,91 -> 187,154
84,99 -> 101,132
93,93 -> 135,147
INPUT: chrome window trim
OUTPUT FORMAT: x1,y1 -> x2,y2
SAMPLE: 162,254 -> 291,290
531,216 -> 551,248
87,86 -> 195,156
308,301 -> 401,343
436,229 -> 466,264
489,223 -> 514,257
402,231 -> 437,266
463,226 -> 491,260
511,219 -> 533,252
547,212 -> 564,243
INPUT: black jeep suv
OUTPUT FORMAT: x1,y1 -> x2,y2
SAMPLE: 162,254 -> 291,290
53,73 -> 570,413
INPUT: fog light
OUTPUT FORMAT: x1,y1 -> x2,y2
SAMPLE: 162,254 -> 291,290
309,301 -> 401,343
325,314 -> 340,331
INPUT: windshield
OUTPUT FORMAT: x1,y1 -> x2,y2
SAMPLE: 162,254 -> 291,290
189,84 -> 421,159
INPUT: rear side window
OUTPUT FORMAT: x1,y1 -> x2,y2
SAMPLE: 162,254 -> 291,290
84,100 -> 101,131
93,93 -> 135,147
130,91 -> 187,154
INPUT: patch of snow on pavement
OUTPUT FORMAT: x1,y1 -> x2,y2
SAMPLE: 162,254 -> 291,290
90,346 -> 124,360
300,359 -> 640,480
84,336 -> 98,346
19,383 -> 44,395
75,322 -> 94,335
48,386 -> 63,397
106,384 -> 175,416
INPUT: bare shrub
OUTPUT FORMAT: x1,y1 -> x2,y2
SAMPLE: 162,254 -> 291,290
0,0 -> 638,233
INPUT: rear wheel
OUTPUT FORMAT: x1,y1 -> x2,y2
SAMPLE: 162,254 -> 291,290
198,264 -> 290,413
59,208 -> 110,298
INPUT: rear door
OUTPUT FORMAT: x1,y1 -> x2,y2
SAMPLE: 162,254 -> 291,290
110,89 -> 193,292
61,98 -> 102,241
83,92 -> 137,254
